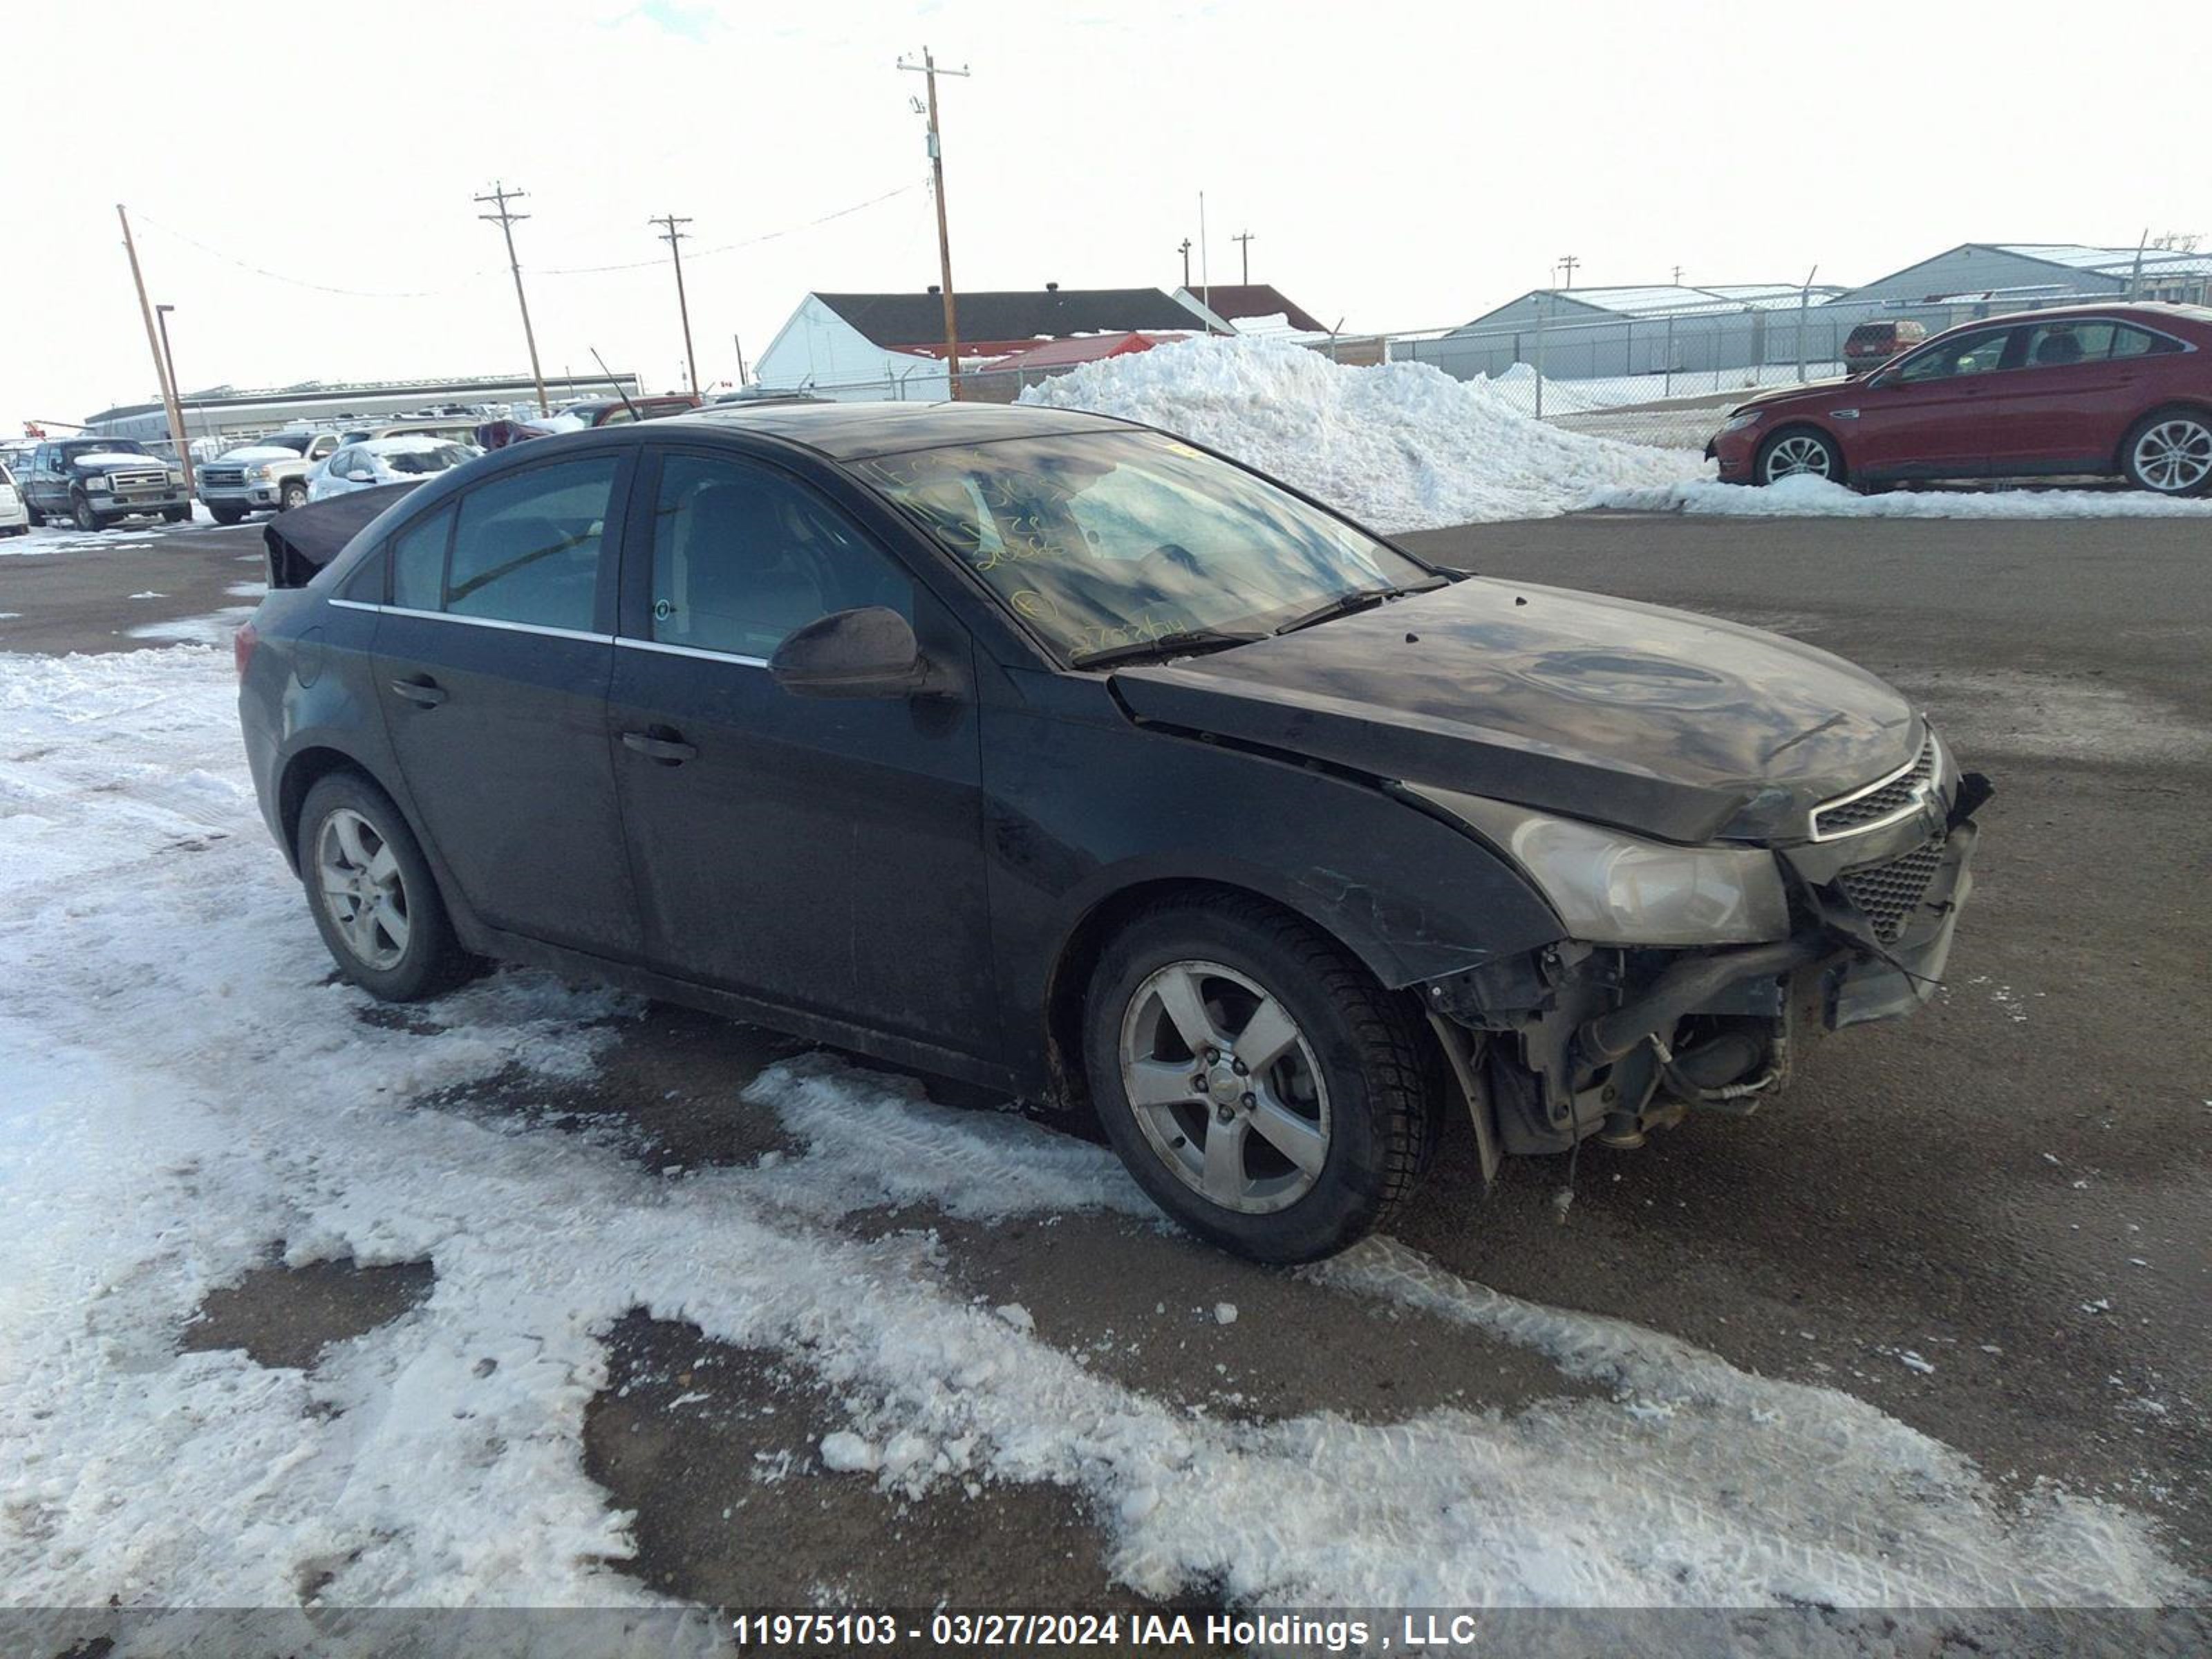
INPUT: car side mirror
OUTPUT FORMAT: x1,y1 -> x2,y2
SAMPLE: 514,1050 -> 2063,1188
770,606 -> 941,700
345,469 -> 377,484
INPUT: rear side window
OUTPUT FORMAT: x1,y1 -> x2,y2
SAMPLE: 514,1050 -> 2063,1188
2112,325 -> 2183,359
445,456 -> 617,631
646,452 -> 910,658
390,504 -> 456,610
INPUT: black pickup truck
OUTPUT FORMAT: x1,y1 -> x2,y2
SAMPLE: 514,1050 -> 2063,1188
21,438 -> 191,532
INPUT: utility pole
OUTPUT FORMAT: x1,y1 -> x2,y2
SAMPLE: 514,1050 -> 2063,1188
1178,238 -> 1192,288
649,212 -> 700,395
733,333 -> 748,387
1671,264 -> 1684,285
1557,252 -> 1580,289
154,303 -> 191,489
1797,263 -> 1819,383
1232,230 -> 1255,285
899,46 -> 971,399
476,182 -> 550,415
115,205 -> 190,488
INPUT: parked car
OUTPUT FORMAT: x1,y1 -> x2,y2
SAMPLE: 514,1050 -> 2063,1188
1841,318 -> 1928,376
1714,303 -> 2212,494
21,438 -> 191,530
238,403 -> 1989,1263
200,429 -> 344,522
0,461 -> 28,536
305,436 -> 478,503
333,419 -> 486,449
551,394 -> 703,429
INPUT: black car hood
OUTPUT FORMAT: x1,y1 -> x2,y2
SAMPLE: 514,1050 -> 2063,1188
1109,578 -> 1920,844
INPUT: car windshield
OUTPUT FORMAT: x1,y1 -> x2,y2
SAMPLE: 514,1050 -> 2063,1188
256,433 -> 314,455
852,431 -> 1430,663
63,441 -> 153,461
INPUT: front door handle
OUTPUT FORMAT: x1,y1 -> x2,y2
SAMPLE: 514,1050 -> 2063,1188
622,727 -> 697,765
389,676 -> 447,708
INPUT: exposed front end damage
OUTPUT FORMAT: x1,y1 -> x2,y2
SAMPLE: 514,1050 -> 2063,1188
1411,740 -> 1992,1170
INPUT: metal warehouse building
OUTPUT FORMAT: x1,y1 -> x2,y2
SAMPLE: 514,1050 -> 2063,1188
1395,283 -> 1848,384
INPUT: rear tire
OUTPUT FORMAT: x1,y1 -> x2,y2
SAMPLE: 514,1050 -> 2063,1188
24,503 -> 44,527
297,771 -> 469,1002
1756,426 -> 1846,487
1081,895 -> 1436,1263
2120,407 -> 2212,497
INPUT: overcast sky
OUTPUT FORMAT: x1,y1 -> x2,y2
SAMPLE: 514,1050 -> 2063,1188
5,0 -> 2200,431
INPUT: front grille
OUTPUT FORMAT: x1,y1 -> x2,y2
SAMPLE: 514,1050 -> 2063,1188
1812,735 -> 1936,839
106,467 -> 167,492
201,467 -> 246,488
1837,834 -> 1947,942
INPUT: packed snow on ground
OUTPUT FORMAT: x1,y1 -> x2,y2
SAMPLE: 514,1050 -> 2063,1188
1480,359 -> 1849,418
1019,335 -> 1707,531
1597,473 -> 2212,519
0,642 -> 2200,1626
3,503 -> 218,558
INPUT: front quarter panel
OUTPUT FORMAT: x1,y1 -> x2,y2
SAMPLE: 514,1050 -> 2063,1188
982,671 -> 1566,1092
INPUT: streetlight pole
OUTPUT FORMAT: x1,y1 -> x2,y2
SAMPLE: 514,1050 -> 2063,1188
899,46 -> 971,399
154,303 -> 192,491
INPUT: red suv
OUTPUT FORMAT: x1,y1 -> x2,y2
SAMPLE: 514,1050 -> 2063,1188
1709,303 -> 2212,496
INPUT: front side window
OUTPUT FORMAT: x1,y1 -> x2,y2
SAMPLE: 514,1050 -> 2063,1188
443,456 -> 617,630
1896,328 -> 2015,383
852,431 -> 1428,663
646,453 -> 910,658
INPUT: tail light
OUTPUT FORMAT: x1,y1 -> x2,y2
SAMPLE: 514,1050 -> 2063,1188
234,619 -> 259,682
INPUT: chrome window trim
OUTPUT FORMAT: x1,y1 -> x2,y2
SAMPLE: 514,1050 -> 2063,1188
1808,731 -> 1945,843
326,599 -> 612,645
615,636 -> 771,668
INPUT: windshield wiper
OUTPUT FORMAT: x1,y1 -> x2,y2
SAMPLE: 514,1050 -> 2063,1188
1272,578 -> 1452,637
1069,629 -> 1265,671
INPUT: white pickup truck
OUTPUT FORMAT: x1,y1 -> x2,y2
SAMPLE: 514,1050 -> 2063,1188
196,429 -> 342,523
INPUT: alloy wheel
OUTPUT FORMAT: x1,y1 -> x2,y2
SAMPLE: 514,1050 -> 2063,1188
317,807 -> 411,971
1762,434 -> 1834,483
2131,418 -> 2212,494
1117,959 -> 1330,1215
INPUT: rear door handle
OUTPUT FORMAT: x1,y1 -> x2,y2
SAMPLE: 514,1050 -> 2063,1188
389,676 -> 447,708
622,728 -> 697,765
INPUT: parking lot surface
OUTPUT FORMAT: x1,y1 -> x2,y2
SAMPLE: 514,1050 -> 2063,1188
3,509 -> 2205,1615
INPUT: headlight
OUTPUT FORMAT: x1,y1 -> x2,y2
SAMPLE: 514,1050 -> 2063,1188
168,469 -> 186,485
254,463 -> 279,480
1411,786 -> 1792,946
84,474 -> 113,491
1720,409 -> 1765,434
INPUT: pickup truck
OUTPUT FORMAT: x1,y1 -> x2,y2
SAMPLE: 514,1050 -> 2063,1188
21,438 -> 191,531
198,429 -> 342,523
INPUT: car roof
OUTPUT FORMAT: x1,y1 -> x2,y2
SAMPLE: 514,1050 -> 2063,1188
671,398 -> 1141,461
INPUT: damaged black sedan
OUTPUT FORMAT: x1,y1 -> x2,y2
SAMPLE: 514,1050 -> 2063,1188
238,402 -> 1989,1263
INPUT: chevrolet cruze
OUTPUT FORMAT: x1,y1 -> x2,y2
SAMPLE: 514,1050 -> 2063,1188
238,402 -> 1989,1262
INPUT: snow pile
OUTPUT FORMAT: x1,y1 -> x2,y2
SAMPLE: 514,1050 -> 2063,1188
0,642 -> 2199,1620
1019,335 -> 1707,531
1598,474 -> 2212,520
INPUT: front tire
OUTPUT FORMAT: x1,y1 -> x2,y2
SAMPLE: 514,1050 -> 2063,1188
163,505 -> 189,523
1756,426 -> 1845,487
279,480 -> 309,512
71,494 -> 106,532
1082,896 -> 1436,1263
208,503 -> 245,525
297,771 -> 467,1002
2121,408 -> 2212,497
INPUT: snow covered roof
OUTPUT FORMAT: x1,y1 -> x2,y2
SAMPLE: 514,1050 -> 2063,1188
1454,283 -> 1850,332
980,332 -> 1194,373
1994,243 -> 2212,276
